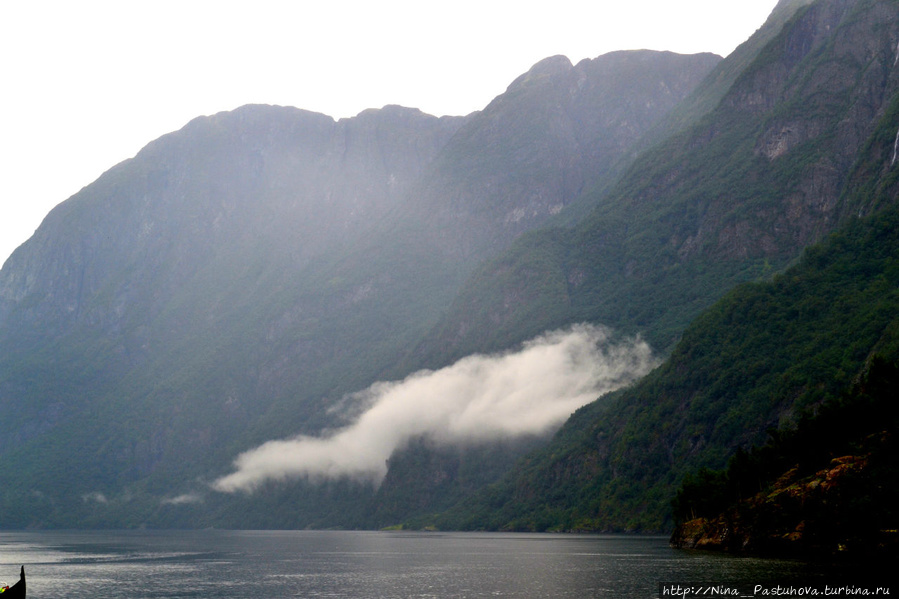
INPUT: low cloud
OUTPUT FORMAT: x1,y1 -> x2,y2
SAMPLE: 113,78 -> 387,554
212,324 -> 655,493
162,492 -> 204,505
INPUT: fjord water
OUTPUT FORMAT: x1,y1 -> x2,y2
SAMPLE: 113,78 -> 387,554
0,530 -> 833,598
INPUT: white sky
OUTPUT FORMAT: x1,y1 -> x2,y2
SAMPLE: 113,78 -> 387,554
0,0 -> 779,267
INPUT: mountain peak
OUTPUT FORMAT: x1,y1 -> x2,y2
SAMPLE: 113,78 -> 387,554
506,55 -> 573,91
527,54 -> 573,73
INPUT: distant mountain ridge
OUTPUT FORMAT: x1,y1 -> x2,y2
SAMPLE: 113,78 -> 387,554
0,105 -> 464,331
0,47 -> 719,527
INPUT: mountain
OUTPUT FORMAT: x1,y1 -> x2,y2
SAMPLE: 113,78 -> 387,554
4,0 -> 895,535
0,50 -> 718,528
398,50 -> 722,259
0,104 -> 469,526
430,200 -> 899,533
412,0 -> 899,366
419,0 -> 899,533
644,0 -> 817,146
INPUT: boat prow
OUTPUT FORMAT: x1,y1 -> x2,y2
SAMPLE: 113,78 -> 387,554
2,566 -> 24,598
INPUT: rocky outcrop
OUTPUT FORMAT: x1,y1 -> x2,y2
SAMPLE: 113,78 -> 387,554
671,449 -> 899,559
676,0 -> 899,261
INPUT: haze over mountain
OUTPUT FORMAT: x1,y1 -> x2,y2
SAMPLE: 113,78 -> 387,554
0,0 -> 895,540
0,46 -> 717,528
0,0 -> 785,270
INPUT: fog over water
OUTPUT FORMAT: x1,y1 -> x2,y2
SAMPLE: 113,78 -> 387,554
213,324 -> 656,493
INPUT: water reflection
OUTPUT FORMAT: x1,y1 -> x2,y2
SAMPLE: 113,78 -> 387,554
0,530 -> 867,598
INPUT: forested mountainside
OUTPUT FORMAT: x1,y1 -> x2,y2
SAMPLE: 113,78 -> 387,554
418,0 -> 899,534
0,48 -> 718,528
670,348 -> 899,559
413,0 -> 899,368
431,200 -> 899,533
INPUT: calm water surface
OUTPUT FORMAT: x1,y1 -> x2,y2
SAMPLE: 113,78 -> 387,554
0,530 -> 875,598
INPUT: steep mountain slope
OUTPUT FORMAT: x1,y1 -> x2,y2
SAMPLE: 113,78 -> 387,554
413,0 -> 899,369
645,0 -> 817,145
399,50 -> 721,258
0,105 -> 465,354
0,104 -> 467,526
433,175 -> 899,534
0,51 -> 718,528
423,0 -> 899,533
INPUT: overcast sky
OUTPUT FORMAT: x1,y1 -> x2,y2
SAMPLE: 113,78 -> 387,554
0,0 -> 779,266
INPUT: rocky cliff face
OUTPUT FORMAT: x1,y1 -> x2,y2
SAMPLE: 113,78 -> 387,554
615,0 -> 899,264
415,0 -> 899,367
406,50 -> 722,259
709,0 -> 899,256
0,105 -> 464,334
